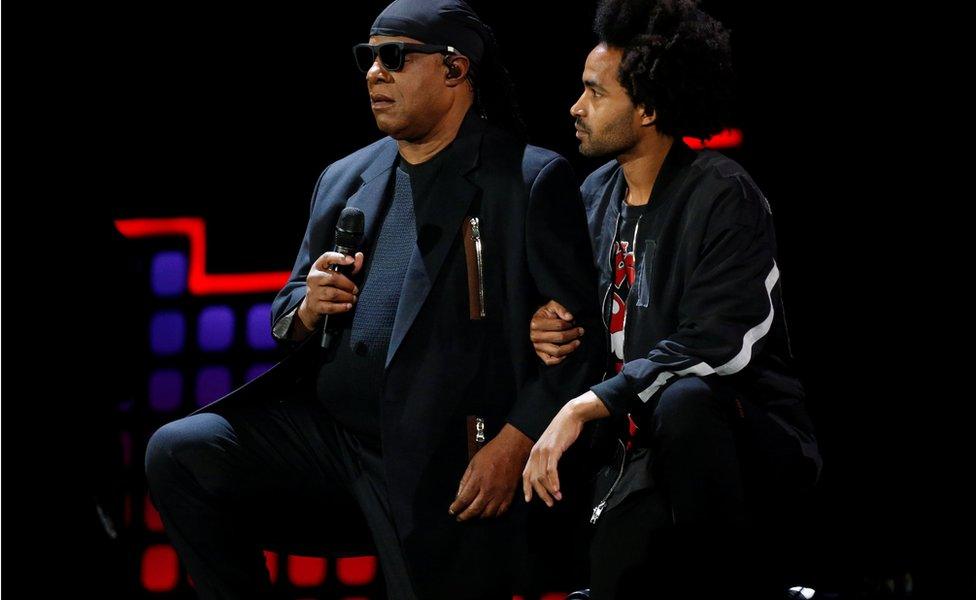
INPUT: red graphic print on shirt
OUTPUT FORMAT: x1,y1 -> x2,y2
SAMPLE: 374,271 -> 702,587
610,240 -> 635,373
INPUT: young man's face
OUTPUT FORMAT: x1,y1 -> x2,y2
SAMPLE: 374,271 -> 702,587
570,44 -> 645,158
363,35 -> 455,142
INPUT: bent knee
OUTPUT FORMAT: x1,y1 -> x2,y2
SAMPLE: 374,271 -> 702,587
144,414 -> 228,484
652,376 -> 727,435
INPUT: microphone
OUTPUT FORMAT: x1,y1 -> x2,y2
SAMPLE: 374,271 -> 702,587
321,207 -> 365,349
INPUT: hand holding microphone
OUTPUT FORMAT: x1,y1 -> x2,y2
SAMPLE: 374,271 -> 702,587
296,250 -> 363,322
293,208 -> 365,348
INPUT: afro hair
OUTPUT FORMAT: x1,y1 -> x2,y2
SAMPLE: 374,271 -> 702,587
593,0 -> 736,140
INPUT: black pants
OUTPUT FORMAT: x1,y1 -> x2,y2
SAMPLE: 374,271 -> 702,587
588,376 -> 819,600
144,393 -> 417,600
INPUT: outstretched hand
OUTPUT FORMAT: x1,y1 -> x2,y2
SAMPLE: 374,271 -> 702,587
522,391 -> 610,506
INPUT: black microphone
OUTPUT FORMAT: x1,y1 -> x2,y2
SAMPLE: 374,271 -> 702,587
321,207 -> 365,349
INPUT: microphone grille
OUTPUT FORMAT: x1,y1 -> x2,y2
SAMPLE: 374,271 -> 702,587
335,207 -> 365,248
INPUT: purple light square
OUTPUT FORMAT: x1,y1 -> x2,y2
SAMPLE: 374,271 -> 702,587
151,251 -> 187,298
246,304 -> 276,350
150,311 -> 185,356
198,306 -> 235,352
149,370 -> 183,412
245,362 -> 275,383
196,366 -> 231,407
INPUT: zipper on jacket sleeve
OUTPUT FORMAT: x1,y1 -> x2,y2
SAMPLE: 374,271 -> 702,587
591,439 -> 628,524
471,217 -> 486,318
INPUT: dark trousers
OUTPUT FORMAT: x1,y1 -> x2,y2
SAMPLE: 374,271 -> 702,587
144,393 -> 417,600
588,376 -> 819,600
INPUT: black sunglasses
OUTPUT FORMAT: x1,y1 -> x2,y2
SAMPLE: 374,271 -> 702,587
352,42 -> 456,73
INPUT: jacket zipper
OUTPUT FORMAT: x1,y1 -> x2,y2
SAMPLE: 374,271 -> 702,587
600,211 -> 622,332
632,215 -> 643,263
467,415 -> 487,460
475,417 -> 485,443
591,438 -> 628,523
470,217 -> 486,318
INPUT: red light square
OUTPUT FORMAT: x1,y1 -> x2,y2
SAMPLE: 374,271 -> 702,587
337,555 -> 377,586
287,554 -> 328,587
141,544 -> 180,592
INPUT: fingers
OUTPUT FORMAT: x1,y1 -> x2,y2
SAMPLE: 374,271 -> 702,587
525,449 -> 555,508
530,316 -> 575,333
537,444 -> 563,503
530,301 -> 578,367
313,251 -> 356,271
478,496 -> 512,519
458,461 -> 474,496
530,326 -> 584,344
534,341 -> 581,358
545,300 -> 573,321
531,471 -> 556,508
531,314 -> 580,365
456,492 -> 488,521
317,251 -> 363,275
306,253 -> 361,319
306,300 -> 355,315
449,466 -> 476,517
452,485 -> 509,521
523,445 -> 563,507
305,273 -> 358,315
535,351 -> 566,366
546,452 -> 563,502
493,498 -> 512,518
310,286 -> 357,304
477,498 -> 501,520
309,270 -> 359,295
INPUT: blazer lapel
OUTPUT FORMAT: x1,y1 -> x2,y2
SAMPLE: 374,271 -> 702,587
346,140 -> 400,248
385,119 -> 484,368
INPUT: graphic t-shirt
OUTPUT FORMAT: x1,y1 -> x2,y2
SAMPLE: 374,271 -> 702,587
607,201 -> 650,375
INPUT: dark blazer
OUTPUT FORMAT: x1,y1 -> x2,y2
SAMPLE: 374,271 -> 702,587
191,112 -> 603,596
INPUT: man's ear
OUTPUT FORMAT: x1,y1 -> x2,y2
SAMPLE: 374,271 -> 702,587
639,105 -> 657,127
444,55 -> 471,87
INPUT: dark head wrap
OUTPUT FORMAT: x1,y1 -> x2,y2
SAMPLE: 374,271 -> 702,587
370,0 -> 488,67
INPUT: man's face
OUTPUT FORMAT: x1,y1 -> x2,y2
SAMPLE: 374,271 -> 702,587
570,44 -> 644,158
364,35 -> 453,141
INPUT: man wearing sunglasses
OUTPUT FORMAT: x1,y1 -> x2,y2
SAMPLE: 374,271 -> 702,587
145,0 -> 602,598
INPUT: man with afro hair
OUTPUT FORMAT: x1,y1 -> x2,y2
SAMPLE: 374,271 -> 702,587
522,1 -> 821,597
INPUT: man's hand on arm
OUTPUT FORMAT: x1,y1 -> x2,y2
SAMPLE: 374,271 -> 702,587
288,251 -> 365,341
530,300 -> 584,365
522,390 -> 610,507
449,423 -> 534,521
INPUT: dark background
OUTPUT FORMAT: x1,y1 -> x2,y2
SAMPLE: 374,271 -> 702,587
11,1 -> 959,597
